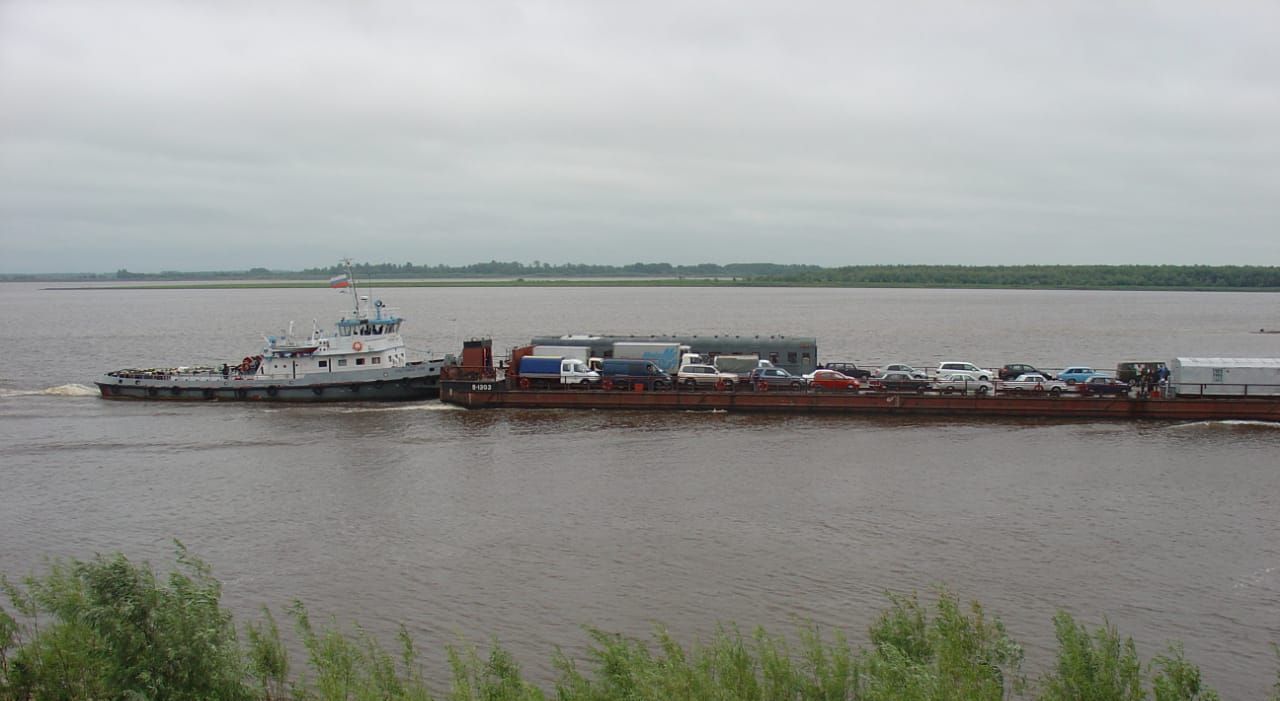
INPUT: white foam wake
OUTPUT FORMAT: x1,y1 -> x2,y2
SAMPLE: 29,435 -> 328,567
1169,419 -> 1280,429
0,383 -> 99,398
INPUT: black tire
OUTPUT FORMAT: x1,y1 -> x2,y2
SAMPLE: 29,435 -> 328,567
976,385 -> 989,396
267,386 -> 279,397
790,381 -> 802,390
1049,387 -> 1063,397
942,386 -> 954,395
685,378 -> 698,389
312,386 -> 324,396
916,385 -> 927,394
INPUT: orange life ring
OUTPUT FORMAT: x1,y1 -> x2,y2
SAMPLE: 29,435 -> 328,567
1034,383 -> 1044,393
757,381 -> 769,392
519,377 -> 531,390
352,341 -> 364,351
602,378 -> 614,391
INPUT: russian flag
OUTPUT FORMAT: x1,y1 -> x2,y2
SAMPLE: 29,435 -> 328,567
329,274 -> 350,288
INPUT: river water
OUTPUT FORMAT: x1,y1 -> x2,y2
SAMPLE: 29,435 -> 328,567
1,283 -> 1278,697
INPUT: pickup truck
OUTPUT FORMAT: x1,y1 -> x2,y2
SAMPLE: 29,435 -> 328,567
997,373 -> 1071,396
516,356 -> 600,389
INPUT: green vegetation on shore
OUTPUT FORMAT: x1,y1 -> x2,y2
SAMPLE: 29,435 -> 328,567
7,263 -> 1280,291
4,545 -> 1272,700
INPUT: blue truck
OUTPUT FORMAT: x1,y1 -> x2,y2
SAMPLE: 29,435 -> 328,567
516,355 -> 599,389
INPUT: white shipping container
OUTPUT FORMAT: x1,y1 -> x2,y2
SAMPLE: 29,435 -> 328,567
532,345 -> 592,363
1170,357 -> 1280,397
612,342 -> 686,373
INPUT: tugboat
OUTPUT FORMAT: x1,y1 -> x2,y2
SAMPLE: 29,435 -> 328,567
96,262 -> 449,402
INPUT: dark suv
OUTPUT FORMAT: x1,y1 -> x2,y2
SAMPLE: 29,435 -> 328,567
599,359 -> 672,390
999,363 -> 1054,381
748,367 -> 806,391
821,362 -> 872,379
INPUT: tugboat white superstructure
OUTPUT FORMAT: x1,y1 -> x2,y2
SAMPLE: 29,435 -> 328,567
96,262 -> 448,402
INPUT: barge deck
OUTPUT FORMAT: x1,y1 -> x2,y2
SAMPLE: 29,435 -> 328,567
439,381 -> 1280,422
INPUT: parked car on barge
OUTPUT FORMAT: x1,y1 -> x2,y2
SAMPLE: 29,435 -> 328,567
1077,376 -> 1131,397
805,369 -> 861,391
676,364 -> 737,390
998,373 -> 1071,396
748,367 -> 807,391
999,363 -> 1055,381
934,373 -> 994,396
868,371 -> 932,393
1057,366 -> 1103,385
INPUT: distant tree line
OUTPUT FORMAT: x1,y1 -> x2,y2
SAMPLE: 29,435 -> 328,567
300,260 -> 821,278
753,264 -> 1280,289
4,263 -> 1279,289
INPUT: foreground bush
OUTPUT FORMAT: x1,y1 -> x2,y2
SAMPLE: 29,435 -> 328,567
0,545 -> 1253,700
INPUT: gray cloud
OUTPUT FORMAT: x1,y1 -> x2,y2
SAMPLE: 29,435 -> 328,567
2,0 -> 1277,272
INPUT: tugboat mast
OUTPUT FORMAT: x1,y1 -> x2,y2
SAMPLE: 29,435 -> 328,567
340,257 -> 361,316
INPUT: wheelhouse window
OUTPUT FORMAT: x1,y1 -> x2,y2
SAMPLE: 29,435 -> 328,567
338,359 -> 348,367
356,358 -> 366,365
318,360 -> 328,368
372,357 -> 381,364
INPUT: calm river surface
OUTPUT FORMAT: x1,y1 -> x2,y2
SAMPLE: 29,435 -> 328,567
1,283 -> 1278,697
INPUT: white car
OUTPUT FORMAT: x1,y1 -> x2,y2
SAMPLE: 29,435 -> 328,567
935,362 -> 993,381
934,373 -> 994,396
999,373 -> 1072,396
676,364 -> 737,389
877,363 -> 927,379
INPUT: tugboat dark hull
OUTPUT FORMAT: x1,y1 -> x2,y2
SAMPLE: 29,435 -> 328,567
97,367 -> 441,402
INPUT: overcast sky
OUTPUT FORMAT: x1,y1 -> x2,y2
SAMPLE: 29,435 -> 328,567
1,1 -> 1277,272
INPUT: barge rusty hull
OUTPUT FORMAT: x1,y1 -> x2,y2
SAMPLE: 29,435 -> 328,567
439,382 -> 1280,422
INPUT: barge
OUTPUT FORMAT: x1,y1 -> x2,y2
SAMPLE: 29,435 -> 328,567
440,340 -> 1280,421
438,380 -> 1280,422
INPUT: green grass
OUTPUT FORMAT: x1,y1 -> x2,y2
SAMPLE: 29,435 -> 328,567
1,544 -> 1270,700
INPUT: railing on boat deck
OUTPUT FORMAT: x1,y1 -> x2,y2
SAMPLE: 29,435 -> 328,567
1169,382 -> 1280,398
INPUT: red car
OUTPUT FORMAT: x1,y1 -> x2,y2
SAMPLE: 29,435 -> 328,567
805,369 -> 861,391
1077,375 -> 1131,397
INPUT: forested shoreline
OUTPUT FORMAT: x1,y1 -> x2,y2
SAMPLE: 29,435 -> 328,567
5,263 -> 1280,290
